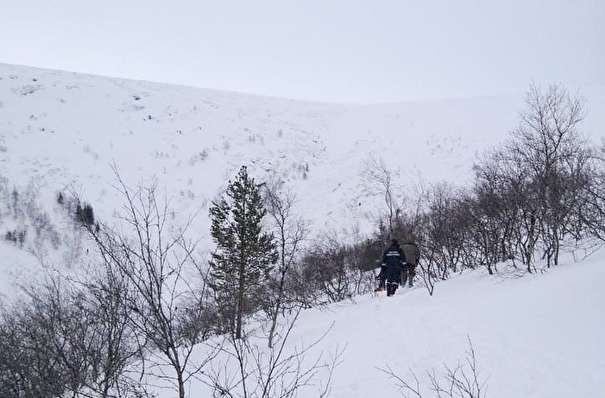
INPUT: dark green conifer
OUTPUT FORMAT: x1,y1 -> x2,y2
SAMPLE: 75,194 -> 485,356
209,166 -> 277,339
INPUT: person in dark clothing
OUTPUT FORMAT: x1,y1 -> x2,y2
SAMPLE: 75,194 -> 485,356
381,239 -> 406,296
400,241 -> 420,287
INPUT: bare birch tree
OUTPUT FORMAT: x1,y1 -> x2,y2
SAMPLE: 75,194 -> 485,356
85,174 -> 217,398
262,180 -> 309,348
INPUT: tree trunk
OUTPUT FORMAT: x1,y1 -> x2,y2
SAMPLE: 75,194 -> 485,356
236,260 -> 245,340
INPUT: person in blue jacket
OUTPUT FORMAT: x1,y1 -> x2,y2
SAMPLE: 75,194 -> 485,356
381,239 -> 406,296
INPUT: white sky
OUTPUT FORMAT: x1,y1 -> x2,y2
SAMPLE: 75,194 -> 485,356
2,0 -> 604,103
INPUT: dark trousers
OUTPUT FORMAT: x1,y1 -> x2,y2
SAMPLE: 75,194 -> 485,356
400,264 -> 416,287
385,265 -> 401,296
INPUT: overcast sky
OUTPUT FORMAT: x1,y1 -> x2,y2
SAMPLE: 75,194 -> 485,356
2,0 -> 604,103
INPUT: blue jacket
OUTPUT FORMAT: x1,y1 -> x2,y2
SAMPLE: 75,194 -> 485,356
382,243 -> 406,283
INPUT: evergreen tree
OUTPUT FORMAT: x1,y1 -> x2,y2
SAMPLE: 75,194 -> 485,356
209,166 -> 277,339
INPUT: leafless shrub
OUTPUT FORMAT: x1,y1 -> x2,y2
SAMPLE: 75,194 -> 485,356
203,307 -> 343,398
0,272 -> 143,398
300,233 -> 358,304
378,338 -> 488,398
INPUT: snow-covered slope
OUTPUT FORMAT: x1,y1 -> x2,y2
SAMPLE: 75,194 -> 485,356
0,63 -> 524,236
2,63 -> 604,240
278,248 -> 605,398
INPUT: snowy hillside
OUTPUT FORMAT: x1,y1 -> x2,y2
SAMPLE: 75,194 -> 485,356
0,63 -> 525,236
250,248 -> 605,398
1,63 -> 604,398
0,62 -> 527,287
2,63 -> 604,240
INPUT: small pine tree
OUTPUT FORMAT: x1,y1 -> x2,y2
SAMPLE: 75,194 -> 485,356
75,202 -> 95,226
209,166 -> 277,339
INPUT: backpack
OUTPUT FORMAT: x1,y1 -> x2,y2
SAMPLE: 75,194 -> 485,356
400,243 -> 420,266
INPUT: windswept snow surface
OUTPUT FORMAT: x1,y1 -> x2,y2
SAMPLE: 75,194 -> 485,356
0,63 -> 525,237
1,62 -> 603,243
282,250 -> 605,398
0,63 -> 604,397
